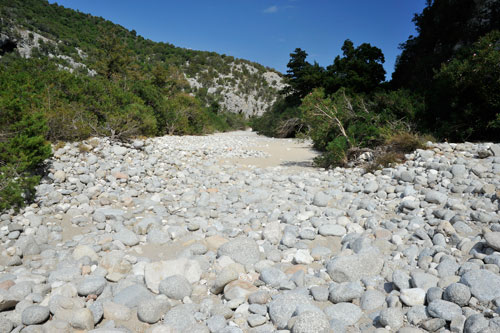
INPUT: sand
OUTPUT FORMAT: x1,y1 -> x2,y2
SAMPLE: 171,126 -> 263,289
220,131 -> 319,170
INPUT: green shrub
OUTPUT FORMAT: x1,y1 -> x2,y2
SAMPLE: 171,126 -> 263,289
0,112 -> 51,212
0,166 -> 41,212
301,88 -> 421,168
158,93 -> 208,135
427,31 -> 500,141
102,103 -> 157,139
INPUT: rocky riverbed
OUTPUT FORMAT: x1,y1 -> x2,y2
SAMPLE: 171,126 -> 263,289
0,131 -> 499,333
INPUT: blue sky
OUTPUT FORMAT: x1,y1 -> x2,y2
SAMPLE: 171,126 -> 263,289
49,0 -> 427,79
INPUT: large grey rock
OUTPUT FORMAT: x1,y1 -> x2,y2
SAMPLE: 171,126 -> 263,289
393,270 -> 411,290
318,224 -> 346,237
162,304 -> 197,331
22,305 -> 50,325
410,271 -> 439,291
260,267 -> 287,287
426,287 -> 443,304
427,300 -> 462,321
77,276 -> 107,296
451,164 -> 467,178
400,288 -> 426,306
112,146 -> 127,155
15,235 -> 41,256
217,238 -> 261,265
407,305 -> 429,325
268,292 -> 311,329
443,283 -> 471,306
207,315 -> 226,332
159,275 -> 192,300
113,284 -> 154,308
360,289 -> 386,310
312,192 -> 329,207
211,266 -> 239,294
323,302 -> 362,326
460,269 -> 500,303
145,259 -> 202,293
379,308 -> 404,329
292,311 -> 330,333
137,299 -> 170,324
113,228 -> 139,246
485,232 -> 500,251
71,308 -> 95,330
425,191 -> 447,204
328,281 -> 364,303
464,314 -> 489,333
0,317 -> 13,333
326,253 -> 384,282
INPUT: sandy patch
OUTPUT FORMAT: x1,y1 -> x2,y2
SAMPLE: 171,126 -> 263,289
221,131 -> 319,170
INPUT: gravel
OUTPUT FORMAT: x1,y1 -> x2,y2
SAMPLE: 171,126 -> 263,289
1,132 -> 498,332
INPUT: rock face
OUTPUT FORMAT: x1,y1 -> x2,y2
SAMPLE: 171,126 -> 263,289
1,132 -> 500,332
186,63 -> 284,117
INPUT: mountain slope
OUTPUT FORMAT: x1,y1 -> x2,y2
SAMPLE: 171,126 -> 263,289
0,0 -> 282,116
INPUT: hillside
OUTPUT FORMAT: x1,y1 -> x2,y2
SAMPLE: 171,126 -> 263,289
0,0 -> 282,117
0,0 -> 285,212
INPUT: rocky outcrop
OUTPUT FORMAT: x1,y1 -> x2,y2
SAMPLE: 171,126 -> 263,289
186,62 -> 284,117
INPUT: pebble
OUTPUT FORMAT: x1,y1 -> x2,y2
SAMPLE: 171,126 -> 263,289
427,300 -> 463,321
379,307 -> 404,329
22,305 -> 50,325
159,275 -> 193,300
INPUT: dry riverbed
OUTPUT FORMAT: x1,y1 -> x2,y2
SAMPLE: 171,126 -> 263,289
0,131 -> 499,333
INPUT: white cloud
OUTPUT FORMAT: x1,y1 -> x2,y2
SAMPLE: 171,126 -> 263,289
263,5 -> 278,14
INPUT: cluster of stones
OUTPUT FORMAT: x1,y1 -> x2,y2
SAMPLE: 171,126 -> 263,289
0,131 -> 499,333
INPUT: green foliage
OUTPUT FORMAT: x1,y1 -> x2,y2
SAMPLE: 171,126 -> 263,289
250,98 -> 305,138
368,89 -> 424,123
258,40 -> 387,139
0,113 -> 52,171
156,93 -> 206,135
326,40 -> 386,93
0,112 -> 51,212
390,0 -> 499,141
392,0 -> 499,91
283,48 -> 325,100
427,30 -> 500,140
0,167 -> 41,212
300,88 -> 418,168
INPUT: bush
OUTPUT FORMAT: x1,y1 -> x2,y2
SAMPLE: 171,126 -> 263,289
158,93 -> 208,135
0,166 -> 41,212
101,103 -> 157,139
301,88 -> 421,168
250,98 -> 306,138
427,31 -> 500,141
0,112 -> 51,212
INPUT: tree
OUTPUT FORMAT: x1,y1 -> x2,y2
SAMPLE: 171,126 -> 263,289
95,27 -> 133,81
283,48 -> 324,100
392,0 -> 500,91
326,39 -> 385,93
427,30 -> 500,141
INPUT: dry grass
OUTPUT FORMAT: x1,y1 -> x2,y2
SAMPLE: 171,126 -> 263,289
88,138 -> 100,148
78,143 -> 91,153
386,132 -> 426,153
364,131 -> 433,174
364,151 -> 404,174
53,141 -> 65,151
